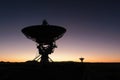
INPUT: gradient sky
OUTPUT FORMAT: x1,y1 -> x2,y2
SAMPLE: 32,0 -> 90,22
0,0 -> 120,62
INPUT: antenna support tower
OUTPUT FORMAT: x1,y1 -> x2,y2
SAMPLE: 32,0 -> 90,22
21,20 -> 66,63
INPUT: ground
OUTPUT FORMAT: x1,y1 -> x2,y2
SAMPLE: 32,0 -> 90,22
0,62 -> 120,80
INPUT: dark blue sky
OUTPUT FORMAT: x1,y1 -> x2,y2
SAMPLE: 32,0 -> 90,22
0,0 -> 120,62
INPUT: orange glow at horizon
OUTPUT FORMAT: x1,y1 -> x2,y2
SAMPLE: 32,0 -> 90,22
0,40 -> 120,63
1,49 -> 120,63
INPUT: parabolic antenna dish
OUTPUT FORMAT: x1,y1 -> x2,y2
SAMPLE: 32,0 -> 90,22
22,21 -> 66,44
21,20 -> 66,63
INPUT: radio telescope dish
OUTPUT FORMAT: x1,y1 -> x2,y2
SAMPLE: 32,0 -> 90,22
21,20 -> 66,63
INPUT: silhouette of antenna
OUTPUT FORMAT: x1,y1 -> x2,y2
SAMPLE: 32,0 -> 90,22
79,57 -> 84,63
21,20 -> 66,63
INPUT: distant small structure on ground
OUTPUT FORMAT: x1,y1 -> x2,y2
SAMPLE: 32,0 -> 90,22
79,57 -> 84,63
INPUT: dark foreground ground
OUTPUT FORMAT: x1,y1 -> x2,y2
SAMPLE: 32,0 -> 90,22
0,62 -> 120,80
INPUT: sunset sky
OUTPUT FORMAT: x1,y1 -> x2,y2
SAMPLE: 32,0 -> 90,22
0,0 -> 120,62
